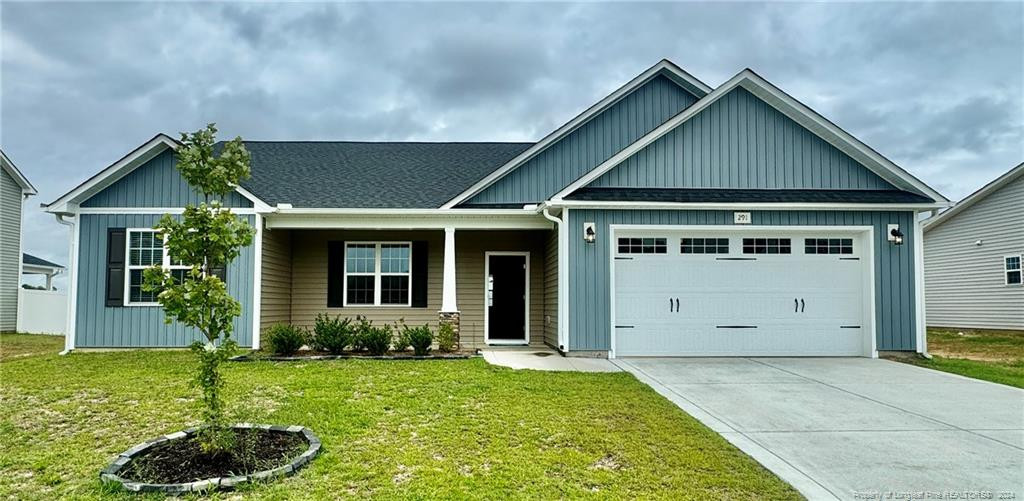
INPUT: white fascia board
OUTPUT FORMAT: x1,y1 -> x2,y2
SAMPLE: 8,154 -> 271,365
922,161 -> 1024,233
233,185 -> 273,213
549,200 -> 947,211
440,60 -> 711,209
551,69 -> 948,204
22,263 -> 63,275
265,210 -> 553,230
1,149 -> 38,195
44,134 -> 180,214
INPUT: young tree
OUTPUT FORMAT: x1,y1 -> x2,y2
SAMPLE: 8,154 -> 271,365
143,124 -> 254,452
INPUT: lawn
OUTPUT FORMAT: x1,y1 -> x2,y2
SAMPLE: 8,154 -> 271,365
901,328 -> 1024,389
0,332 -> 64,362
0,334 -> 799,500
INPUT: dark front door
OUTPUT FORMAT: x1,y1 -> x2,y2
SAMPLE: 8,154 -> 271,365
487,254 -> 527,343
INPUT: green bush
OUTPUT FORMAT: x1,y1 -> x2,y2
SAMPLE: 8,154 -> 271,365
350,316 -> 373,352
392,319 -> 412,353
265,324 -> 307,355
436,322 -> 457,353
407,324 -> 433,356
363,324 -> 392,356
311,313 -> 352,354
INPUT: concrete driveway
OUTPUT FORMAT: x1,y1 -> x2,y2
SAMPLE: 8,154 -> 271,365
615,357 -> 1024,500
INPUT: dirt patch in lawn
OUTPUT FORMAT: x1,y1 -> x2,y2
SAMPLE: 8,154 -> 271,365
927,328 -> 1024,362
118,428 -> 307,484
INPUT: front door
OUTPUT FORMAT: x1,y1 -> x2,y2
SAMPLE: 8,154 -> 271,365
486,253 -> 528,344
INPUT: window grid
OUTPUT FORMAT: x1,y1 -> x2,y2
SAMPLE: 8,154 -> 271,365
1006,255 -> 1022,286
617,237 -> 667,254
126,230 -> 191,305
344,242 -> 412,306
742,238 -> 791,255
681,238 -> 729,254
804,238 -> 854,255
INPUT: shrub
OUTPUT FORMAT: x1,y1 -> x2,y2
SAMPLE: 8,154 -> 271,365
436,322 -> 457,353
407,324 -> 433,356
350,316 -> 373,352
311,313 -> 352,354
265,324 -> 307,355
363,324 -> 392,356
392,319 -> 412,353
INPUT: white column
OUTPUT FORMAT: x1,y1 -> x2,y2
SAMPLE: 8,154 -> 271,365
441,226 -> 458,312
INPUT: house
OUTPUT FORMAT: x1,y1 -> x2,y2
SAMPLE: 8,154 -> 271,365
22,253 -> 64,291
1,149 -> 37,332
43,60 -> 949,357
923,163 -> 1024,331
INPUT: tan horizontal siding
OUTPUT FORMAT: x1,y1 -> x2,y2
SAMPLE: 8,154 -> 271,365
260,228 -> 292,331
0,168 -> 22,332
543,230 -> 559,348
285,229 -> 550,349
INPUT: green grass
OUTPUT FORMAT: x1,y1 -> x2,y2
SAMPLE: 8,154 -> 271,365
900,328 -> 1024,389
0,334 -> 799,500
0,332 -> 64,361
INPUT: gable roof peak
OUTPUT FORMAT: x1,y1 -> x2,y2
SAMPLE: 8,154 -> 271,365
923,161 -> 1024,232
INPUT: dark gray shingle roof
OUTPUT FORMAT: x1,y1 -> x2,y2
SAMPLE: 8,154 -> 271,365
233,142 -> 533,208
23,253 -> 63,268
565,187 -> 934,204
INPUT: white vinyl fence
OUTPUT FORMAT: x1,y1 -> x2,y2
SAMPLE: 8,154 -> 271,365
17,289 -> 67,335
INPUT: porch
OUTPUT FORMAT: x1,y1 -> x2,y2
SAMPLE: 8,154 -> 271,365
257,223 -> 559,351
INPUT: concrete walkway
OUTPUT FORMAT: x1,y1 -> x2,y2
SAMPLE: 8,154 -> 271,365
481,348 -> 620,372
615,357 -> 1024,500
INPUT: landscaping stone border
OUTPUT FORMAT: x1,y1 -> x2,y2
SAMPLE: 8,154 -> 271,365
99,424 -> 321,494
229,353 -> 476,362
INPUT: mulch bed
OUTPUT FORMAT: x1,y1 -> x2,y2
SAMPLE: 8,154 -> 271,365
117,428 -> 308,484
231,351 -> 477,362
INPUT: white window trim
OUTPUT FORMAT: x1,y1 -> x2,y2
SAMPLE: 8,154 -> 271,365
124,228 -> 190,306
342,241 -> 412,307
1004,254 -> 1022,286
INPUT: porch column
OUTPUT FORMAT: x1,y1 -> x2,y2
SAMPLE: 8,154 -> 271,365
439,226 -> 460,348
440,226 -> 458,312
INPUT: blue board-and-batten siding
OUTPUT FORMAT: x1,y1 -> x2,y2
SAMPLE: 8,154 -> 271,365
566,209 -> 918,352
75,213 -> 255,347
82,149 -> 253,208
467,75 -> 700,205
589,87 -> 898,191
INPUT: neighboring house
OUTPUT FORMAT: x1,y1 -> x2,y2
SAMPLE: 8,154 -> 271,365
44,60 -> 948,357
22,253 -> 65,291
923,163 -> 1024,331
1,150 -> 37,332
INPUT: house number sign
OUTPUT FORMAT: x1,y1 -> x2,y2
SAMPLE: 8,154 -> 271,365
734,212 -> 752,224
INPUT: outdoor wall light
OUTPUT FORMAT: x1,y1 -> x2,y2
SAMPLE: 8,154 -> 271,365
583,222 -> 597,243
887,224 -> 904,245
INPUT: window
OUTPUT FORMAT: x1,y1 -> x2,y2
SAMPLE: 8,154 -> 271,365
742,238 -> 791,254
804,238 -> 854,255
617,238 -> 667,254
681,238 -> 729,254
125,230 -> 190,305
344,242 -> 412,306
1006,255 -> 1022,285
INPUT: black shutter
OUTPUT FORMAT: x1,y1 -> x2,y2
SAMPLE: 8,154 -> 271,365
411,241 -> 428,307
105,228 -> 126,307
327,241 -> 345,307
210,264 -> 227,283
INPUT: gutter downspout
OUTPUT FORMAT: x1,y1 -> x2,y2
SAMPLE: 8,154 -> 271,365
56,213 -> 76,355
540,203 -> 568,354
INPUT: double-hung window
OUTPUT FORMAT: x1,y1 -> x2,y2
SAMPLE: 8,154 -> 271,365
1005,255 -> 1022,285
344,242 -> 411,306
125,229 -> 190,305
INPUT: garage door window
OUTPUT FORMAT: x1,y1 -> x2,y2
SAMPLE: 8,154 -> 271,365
804,238 -> 854,255
617,238 -> 667,254
681,238 -> 729,254
742,238 -> 791,254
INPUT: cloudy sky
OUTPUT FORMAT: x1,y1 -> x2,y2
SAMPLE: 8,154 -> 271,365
2,1 -> 1022,288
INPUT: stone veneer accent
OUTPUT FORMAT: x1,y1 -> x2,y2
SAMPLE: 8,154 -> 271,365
438,311 -> 461,350
99,424 -> 321,494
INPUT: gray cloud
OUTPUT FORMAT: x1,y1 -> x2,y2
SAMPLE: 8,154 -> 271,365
2,1 -> 1021,289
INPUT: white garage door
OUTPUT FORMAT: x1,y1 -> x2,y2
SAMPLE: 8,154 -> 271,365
613,230 -> 871,357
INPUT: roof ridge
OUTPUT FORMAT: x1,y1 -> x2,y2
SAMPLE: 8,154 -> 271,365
227,140 -> 536,145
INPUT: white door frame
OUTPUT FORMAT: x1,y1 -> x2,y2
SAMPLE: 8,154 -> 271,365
484,251 -> 530,345
608,224 -> 877,359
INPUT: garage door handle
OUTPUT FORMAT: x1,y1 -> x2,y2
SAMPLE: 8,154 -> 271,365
669,298 -> 674,312
675,298 -> 680,312
794,298 -> 799,313
800,298 -> 805,313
